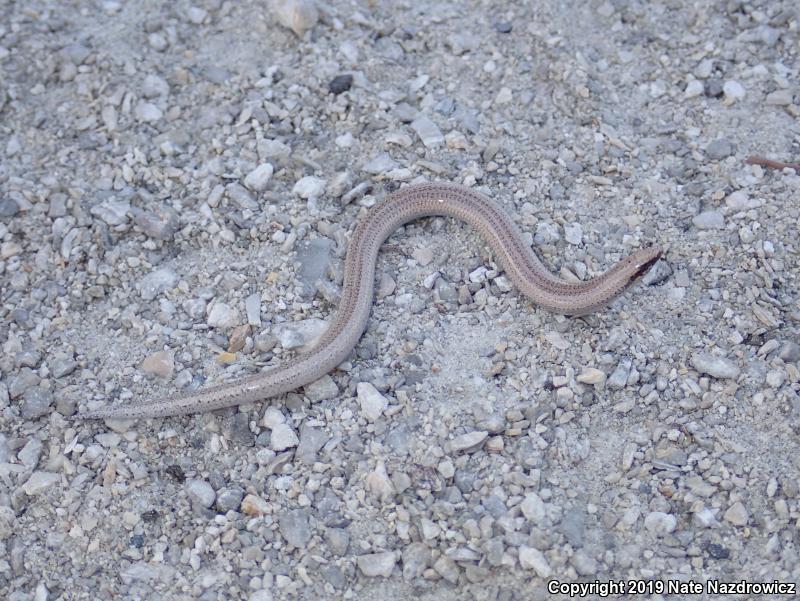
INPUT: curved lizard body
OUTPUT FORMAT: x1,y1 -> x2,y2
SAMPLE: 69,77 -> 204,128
78,182 -> 661,419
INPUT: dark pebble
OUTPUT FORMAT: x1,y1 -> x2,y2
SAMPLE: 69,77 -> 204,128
705,79 -> 724,98
141,510 -> 159,523
0,197 -> 20,219
226,412 -> 254,446
704,542 -> 730,559
328,74 -> 353,95
494,22 -> 512,33
166,465 -> 186,482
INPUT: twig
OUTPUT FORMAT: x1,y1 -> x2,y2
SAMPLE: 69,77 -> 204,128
745,155 -> 800,171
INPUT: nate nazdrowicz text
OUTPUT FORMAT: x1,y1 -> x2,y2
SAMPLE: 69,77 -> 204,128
548,578 -> 796,597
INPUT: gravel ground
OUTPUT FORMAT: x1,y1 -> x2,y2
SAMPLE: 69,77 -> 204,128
1,0 -> 799,599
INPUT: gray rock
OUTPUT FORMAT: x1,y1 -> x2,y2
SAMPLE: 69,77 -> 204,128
641,259 -> 672,285
576,367 -> 606,386
261,406 -> 286,428
518,545 -> 551,577
270,423 -> 299,451
723,80 -> 745,102
685,476 -> 716,497
454,106 -> 480,133
140,267 -> 178,300
534,222 -> 561,244
120,561 -> 162,583
132,206 -> 179,239
446,32 -> 479,55
245,294 -> 262,327
18,438 -> 43,469
255,332 -> 278,353
465,564 -> 489,583
725,190 -> 762,211
90,198 -> 131,226
227,413 -> 254,446
692,210 -> 725,230
215,487 -> 245,512
749,25 -> 781,46
274,319 -> 327,350
61,42 -> 91,64
391,471 -> 412,493
571,550 -> 598,576
693,506 -> 718,528
0,197 -> 20,219
357,382 -> 388,421
186,6 -> 208,24
315,278 -> 341,305
244,164 -> 274,192
296,424 -> 329,464
142,74 -> 169,97
22,471 -> 60,495
135,101 -> 162,122
362,153 -> 398,174
303,375 -> 338,402
279,509 -> 312,548
185,479 -> 216,508
690,353 -> 740,379
483,494 -> 508,518
410,115 -> 444,148
449,431 -> 488,453
684,79 -> 704,98
559,507 -> 585,547
292,176 -> 326,199
140,350 -> 174,378
564,222 -> 583,245
476,414 -> 505,434
608,357 -> 632,389
411,247 -> 434,266
183,298 -> 207,319
325,527 -> 350,556
357,551 -> 396,577
723,501 -> 749,526
296,238 -> 332,297
0,506 -> 15,541
321,565 -> 345,589
705,138 -> 733,160
49,353 -> 78,379
434,279 -> 458,302
778,341 -> 800,362
60,58 -> 79,82
765,89 -> 793,106
18,349 -> 42,368
485,538 -> 504,566
393,102 -> 419,122
0,433 -> 9,464
435,97 -> 456,115
766,369 -> 785,388
21,388 -> 53,419
433,555 -> 459,584
520,492 -> 547,523
259,139 -> 291,160
227,183 -> 259,209
402,542 -> 430,580
0,384 -> 8,412
273,0 -> 318,36
643,511 -> 676,535
327,171 -> 354,198
207,302 -> 241,330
